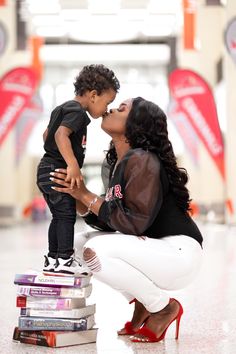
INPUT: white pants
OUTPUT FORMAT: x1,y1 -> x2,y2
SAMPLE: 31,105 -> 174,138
75,231 -> 203,313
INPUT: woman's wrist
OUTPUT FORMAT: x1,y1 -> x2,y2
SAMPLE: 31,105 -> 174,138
80,193 -> 103,217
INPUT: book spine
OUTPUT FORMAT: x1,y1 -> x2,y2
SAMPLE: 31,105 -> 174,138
18,316 -> 92,331
17,286 -> 64,297
16,296 -> 85,310
16,284 -> 92,298
13,327 -> 98,348
13,327 -> 55,347
14,274 -> 90,288
20,304 -> 96,319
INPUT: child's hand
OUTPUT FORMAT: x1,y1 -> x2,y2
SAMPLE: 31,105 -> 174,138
66,164 -> 83,189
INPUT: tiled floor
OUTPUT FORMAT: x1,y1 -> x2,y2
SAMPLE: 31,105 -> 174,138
1,219 -> 236,353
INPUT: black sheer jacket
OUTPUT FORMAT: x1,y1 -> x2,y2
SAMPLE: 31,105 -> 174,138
83,148 -> 203,246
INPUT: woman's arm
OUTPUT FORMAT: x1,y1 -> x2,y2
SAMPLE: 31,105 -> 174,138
51,151 -> 162,236
98,152 -> 162,235
43,128 -> 48,142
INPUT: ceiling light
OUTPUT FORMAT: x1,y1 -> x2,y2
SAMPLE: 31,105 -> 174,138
41,44 -> 170,64
61,9 -> 89,21
26,0 -> 61,14
142,14 -> 176,36
148,0 -> 180,14
36,26 -> 66,37
67,16 -> 138,42
32,15 -> 64,26
88,0 -> 120,14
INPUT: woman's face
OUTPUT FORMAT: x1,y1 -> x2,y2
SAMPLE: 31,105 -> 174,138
101,98 -> 133,136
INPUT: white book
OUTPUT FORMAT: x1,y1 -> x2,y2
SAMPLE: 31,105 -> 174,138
20,304 -> 96,319
16,296 -> 86,310
16,284 -> 92,298
14,272 -> 91,288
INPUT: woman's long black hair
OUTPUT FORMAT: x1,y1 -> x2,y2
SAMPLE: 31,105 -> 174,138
106,97 -> 191,213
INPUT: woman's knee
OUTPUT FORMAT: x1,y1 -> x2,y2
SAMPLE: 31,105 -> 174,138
83,247 -> 101,272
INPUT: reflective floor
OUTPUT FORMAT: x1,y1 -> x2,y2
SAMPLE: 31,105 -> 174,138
0,220 -> 236,353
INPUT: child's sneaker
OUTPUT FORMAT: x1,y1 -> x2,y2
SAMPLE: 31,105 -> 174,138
54,257 -> 90,276
43,255 -> 56,274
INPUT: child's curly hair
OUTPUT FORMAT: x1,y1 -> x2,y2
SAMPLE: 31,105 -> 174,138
74,64 -> 120,96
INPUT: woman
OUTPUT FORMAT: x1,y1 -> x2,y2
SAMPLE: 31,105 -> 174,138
50,97 -> 203,343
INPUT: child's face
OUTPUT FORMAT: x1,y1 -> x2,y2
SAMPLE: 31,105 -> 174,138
88,89 -> 116,118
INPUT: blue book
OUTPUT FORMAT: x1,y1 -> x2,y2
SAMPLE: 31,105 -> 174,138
18,315 -> 95,331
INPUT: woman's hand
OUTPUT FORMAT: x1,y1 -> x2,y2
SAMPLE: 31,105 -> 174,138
50,168 -> 86,200
50,168 -> 104,216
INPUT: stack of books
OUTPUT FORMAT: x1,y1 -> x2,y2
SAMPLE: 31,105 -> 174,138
12,271 -> 97,348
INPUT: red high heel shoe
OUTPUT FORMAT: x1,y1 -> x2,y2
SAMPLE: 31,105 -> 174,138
118,298 -> 149,336
131,298 -> 183,343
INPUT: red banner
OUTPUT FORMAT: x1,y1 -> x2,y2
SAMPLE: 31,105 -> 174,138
169,69 -> 225,180
168,99 -> 199,166
0,67 -> 38,147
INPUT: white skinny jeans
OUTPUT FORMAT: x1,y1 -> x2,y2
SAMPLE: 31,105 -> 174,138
75,231 -> 203,313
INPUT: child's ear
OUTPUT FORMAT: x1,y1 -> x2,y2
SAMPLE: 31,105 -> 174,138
90,90 -> 98,103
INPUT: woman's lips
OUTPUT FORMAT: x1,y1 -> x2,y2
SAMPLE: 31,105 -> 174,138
102,111 -> 111,119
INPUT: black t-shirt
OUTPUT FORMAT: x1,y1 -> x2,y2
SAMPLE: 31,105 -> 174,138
42,100 -> 90,168
84,148 -> 203,246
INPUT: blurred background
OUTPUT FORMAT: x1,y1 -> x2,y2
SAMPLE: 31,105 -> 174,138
0,0 -> 236,226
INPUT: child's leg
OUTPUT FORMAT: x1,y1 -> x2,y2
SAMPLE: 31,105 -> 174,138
43,193 -> 58,258
49,192 -> 76,259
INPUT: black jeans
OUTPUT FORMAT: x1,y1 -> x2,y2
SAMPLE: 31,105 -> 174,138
37,160 -> 76,259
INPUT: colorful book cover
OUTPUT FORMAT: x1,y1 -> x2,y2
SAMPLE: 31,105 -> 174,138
13,327 -> 98,347
18,314 -> 95,331
16,296 -> 86,310
16,284 -> 92,298
14,273 -> 91,288
20,304 -> 96,319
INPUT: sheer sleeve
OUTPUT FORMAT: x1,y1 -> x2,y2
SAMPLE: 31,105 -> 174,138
98,151 -> 163,235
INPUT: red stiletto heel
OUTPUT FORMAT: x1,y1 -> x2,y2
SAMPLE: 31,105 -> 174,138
131,298 -> 183,343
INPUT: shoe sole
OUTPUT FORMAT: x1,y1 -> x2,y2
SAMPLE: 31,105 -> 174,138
54,270 -> 90,276
42,270 -> 55,276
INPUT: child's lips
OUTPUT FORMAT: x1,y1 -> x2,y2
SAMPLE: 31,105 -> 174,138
102,111 -> 109,118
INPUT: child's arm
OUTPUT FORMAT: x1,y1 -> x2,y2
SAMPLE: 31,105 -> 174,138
43,128 -> 48,142
55,126 -> 82,188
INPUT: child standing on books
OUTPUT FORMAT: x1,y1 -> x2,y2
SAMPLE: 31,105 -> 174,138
37,64 -> 120,276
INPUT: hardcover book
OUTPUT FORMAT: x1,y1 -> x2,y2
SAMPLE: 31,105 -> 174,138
16,284 -> 92,298
14,273 -> 91,288
18,314 -> 95,331
13,327 -> 98,347
16,296 -> 86,310
20,304 -> 96,319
